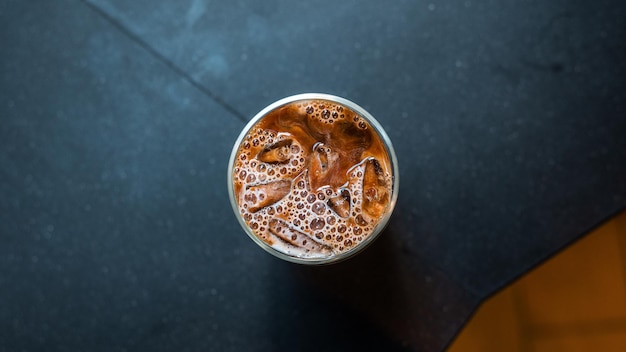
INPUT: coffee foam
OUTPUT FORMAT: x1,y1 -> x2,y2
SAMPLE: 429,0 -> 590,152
233,100 -> 392,259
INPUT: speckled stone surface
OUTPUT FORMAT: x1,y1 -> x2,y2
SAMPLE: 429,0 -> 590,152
1,0 -> 625,351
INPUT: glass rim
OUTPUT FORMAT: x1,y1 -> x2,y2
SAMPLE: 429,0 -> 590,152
227,93 -> 399,265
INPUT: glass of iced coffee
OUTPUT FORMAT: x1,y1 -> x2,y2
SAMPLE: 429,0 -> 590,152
227,93 -> 398,264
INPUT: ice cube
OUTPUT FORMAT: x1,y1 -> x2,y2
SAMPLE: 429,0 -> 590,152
309,142 -> 340,189
362,158 -> 389,219
244,180 -> 291,212
257,139 -> 292,164
268,218 -> 334,256
311,143 -> 340,174
327,188 -> 351,218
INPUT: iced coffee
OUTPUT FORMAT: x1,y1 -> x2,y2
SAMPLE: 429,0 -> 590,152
228,94 -> 398,264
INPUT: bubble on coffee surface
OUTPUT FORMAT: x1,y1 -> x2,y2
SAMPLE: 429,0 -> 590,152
233,100 -> 393,259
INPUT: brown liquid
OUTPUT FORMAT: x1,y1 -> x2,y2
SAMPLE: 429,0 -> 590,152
232,99 -> 393,259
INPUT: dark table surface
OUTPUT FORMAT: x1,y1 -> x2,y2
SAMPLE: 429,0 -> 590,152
1,0 -> 625,351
